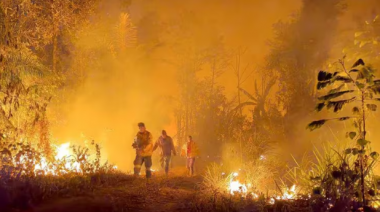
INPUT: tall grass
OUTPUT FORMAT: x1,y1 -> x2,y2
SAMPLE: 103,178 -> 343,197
285,141 -> 380,209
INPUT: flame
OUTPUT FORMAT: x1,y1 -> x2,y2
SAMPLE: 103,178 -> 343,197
33,142 -> 81,175
31,142 -> 116,176
55,142 -> 71,160
229,180 -> 247,195
225,170 -> 299,204
281,184 -> 297,200
271,184 -> 297,202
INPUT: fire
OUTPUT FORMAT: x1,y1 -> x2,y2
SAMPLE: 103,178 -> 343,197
225,170 -> 299,204
31,141 -> 116,176
270,184 -> 298,204
281,184 -> 297,199
55,142 -> 71,160
229,180 -> 248,195
228,171 -> 249,196
33,142 -> 82,175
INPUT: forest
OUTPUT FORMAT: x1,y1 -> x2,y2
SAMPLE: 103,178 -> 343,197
1,0 -> 380,211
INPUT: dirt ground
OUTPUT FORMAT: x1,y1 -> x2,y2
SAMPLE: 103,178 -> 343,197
31,167 -> 203,212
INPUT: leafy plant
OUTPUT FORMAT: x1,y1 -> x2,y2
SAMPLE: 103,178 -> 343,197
307,58 -> 380,206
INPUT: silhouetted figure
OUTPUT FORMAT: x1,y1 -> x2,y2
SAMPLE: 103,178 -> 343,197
181,136 -> 199,176
132,122 -> 153,178
153,130 -> 176,175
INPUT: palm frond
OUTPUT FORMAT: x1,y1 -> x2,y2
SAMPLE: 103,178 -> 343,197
238,87 -> 257,102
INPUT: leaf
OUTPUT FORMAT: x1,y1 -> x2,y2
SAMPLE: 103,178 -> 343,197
370,85 -> 380,94
353,107 -> 360,115
356,66 -> 373,81
347,132 -> 357,140
318,70 -> 333,81
318,90 -> 354,101
315,102 -> 325,112
327,97 -> 356,112
307,120 -> 327,131
317,81 -> 332,90
352,59 -> 365,68
357,139 -> 370,147
334,76 -> 352,83
352,148 -> 359,155
366,104 -> 377,111
238,87 -> 257,102
339,117 -> 351,121
356,82 -> 365,89
328,84 -> 344,94
344,148 -> 352,154
370,151 -> 379,160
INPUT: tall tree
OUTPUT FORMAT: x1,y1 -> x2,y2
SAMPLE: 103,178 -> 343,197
266,0 -> 345,145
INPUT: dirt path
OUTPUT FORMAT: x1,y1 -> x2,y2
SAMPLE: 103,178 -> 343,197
32,169 -> 203,212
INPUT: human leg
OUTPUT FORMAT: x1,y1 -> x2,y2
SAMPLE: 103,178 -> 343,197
164,155 -> 171,175
143,156 -> 152,178
133,154 -> 143,176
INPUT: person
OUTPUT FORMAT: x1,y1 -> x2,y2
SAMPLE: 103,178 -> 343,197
153,130 -> 176,175
132,122 -> 153,178
181,136 -> 199,176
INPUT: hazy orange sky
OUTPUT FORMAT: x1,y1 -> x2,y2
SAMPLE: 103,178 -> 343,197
49,0 -> 380,171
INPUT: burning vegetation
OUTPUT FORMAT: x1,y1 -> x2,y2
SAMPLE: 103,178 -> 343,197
2,0 -> 380,211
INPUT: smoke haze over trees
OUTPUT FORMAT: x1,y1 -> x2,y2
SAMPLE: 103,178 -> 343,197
2,0 -> 380,173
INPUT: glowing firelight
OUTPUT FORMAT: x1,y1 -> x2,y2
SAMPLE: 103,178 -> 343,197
55,142 -> 71,160
33,142 -> 81,175
229,180 -> 247,195
32,142 -> 116,176
228,171 -> 248,196
281,184 -> 297,200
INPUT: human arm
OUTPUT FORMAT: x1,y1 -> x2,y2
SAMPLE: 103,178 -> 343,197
171,138 -> 176,156
153,138 -> 160,151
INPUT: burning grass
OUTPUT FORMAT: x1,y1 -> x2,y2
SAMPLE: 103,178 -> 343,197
0,129 -> 119,211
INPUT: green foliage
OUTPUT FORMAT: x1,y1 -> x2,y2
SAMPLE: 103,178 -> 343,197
347,132 -> 356,140
286,142 -> 378,207
306,58 -> 380,206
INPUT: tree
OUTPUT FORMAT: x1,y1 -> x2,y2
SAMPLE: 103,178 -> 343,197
266,0 -> 345,147
307,58 -> 380,206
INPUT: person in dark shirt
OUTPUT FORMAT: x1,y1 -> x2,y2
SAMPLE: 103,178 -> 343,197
153,130 -> 176,175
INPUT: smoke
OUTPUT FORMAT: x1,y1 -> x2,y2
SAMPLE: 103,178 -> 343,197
45,0 -> 380,172
48,2 -> 176,171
